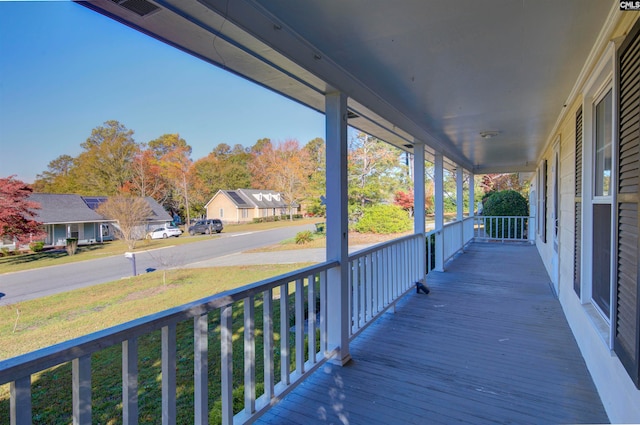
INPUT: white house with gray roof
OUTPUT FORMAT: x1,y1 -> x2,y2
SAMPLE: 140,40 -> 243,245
204,189 -> 299,224
27,194 -> 173,247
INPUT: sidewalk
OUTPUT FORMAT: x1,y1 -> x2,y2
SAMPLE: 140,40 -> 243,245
184,245 -> 372,268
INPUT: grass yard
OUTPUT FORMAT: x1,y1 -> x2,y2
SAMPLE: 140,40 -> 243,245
0,262 -> 315,423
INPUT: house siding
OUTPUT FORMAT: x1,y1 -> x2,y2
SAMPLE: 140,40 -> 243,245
534,13 -> 640,423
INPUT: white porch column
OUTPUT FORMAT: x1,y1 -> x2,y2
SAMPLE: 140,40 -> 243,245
456,166 -> 465,253
469,173 -> 475,218
325,91 -> 351,366
413,144 -> 426,281
456,166 -> 464,221
434,153 -> 445,272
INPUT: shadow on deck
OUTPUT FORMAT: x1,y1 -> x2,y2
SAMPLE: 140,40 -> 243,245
257,242 -> 609,424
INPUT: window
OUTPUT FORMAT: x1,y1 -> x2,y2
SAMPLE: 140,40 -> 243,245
537,160 -> 547,243
594,89 -> 612,197
219,208 -> 224,218
241,209 -> 248,219
69,224 -> 79,239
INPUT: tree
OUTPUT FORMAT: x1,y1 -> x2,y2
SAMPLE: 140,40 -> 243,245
33,154 -> 77,193
249,139 -> 312,219
96,195 -> 152,250
348,133 -> 405,219
0,176 -> 46,245
480,173 -> 528,198
122,146 -> 170,202
190,143 -> 252,211
248,138 -> 273,189
150,134 -> 193,226
394,190 -> 414,217
74,120 -> 138,195
303,138 -> 326,216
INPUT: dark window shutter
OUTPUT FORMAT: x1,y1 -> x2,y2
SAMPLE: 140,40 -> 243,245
542,160 -> 547,243
575,107 -> 583,296
615,18 -> 640,389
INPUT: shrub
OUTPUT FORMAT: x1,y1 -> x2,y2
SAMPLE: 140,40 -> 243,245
65,238 -> 78,256
29,241 -> 45,252
482,190 -> 528,216
482,190 -> 529,238
295,230 -> 313,244
354,204 -> 412,234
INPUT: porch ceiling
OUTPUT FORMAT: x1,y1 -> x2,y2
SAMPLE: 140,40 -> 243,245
78,0 -> 615,173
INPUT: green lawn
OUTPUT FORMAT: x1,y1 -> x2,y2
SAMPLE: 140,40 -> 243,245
0,262 -> 315,423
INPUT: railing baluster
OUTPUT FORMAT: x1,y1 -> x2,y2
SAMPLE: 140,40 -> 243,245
280,283 -> 290,385
72,355 -> 91,425
263,288 -> 274,400
350,260 -> 357,335
122,338 -> 138,425
221,305 -> 233,425
386,246 -> 392,301
403,240 -> 409,290
320,270 -> 328,355
244,296 -> 256,415
10,376 -> 31,425
359,257 -> 366,324
162,324 -> 176,425
373,251 -> 380,314
393,244 -> 398,299
308,273 -> 317,364
295,279 -> 305,374
194,314 -> 208,425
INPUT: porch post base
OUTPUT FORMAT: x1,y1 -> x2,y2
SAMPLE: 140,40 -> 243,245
329,352 -> 353,367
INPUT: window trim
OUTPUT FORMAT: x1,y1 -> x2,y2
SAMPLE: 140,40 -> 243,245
580,41 -> 617,346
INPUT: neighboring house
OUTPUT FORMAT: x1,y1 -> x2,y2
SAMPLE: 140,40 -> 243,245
205,189 -> 298,223
27,193 -> 172,246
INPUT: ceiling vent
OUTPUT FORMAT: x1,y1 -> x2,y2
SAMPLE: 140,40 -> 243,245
110,0 -> 160,17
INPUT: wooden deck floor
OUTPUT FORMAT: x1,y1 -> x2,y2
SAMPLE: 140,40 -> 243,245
257,242 -> 609,425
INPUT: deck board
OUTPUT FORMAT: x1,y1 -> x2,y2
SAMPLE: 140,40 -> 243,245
257,243 -> 609,424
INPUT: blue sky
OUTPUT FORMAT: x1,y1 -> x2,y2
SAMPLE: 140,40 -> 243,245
0,1 -> 325,183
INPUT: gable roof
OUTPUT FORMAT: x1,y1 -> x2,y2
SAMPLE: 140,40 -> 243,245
28,193 -> 172,224
237,189 -> 287,209
205,189 -> 289,209
144,196 -> 173,221
29,193 -> 106,224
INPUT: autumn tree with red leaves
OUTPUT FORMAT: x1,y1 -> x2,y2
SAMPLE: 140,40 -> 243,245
0,176 -> 46,245
394,190 -> 414,217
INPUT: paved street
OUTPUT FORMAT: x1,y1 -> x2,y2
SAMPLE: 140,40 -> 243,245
0,223 -> 315,306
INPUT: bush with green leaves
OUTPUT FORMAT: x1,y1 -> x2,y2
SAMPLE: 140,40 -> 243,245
354,204 -> 412,234
29,241 -> 45,252
482,190 -> 529,238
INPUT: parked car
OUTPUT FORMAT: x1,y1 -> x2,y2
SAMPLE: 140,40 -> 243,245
188,219 -> 223,235
146,226 -> 182,239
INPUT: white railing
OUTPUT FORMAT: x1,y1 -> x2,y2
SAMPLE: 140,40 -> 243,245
0,235 -> 425,424
1,261 -> 338,425
442,217 -> 475,264
425,217 -> 475,273
348,234 -> 424,338
473,216 -> 534,242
